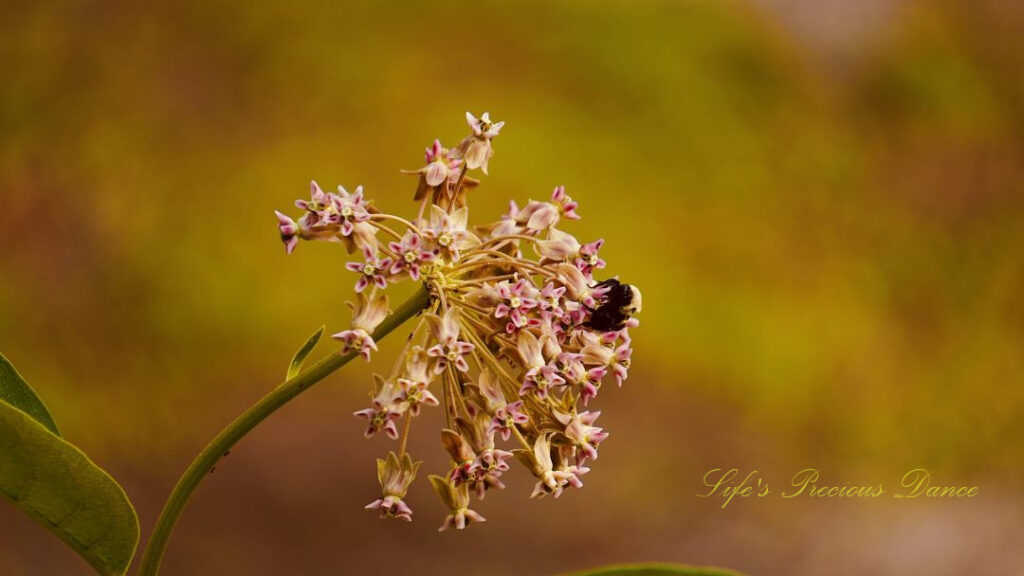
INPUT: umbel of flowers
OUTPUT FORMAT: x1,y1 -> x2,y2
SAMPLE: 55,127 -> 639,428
274,112 -> 641,531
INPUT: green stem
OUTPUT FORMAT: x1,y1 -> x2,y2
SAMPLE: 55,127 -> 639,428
137,285 -> 431,575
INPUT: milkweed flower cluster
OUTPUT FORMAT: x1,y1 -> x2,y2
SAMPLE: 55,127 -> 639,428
274,112 -> 641,531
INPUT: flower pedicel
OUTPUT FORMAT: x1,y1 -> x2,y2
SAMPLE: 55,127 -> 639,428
274,112 -> 642,531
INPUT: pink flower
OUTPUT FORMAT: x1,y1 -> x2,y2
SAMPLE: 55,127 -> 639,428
553,351 -> 586,384
291,182 -> 371,239
294,180 -> 339,227
493,278 -> 539,331
397,379 -> 439,416
537,283 -> 567,321
582,339 -> 632,386
552,445 -> 590,490
516,331 -> 564,398
575,239 -> 606,276
555,263 -> 601,308
471,447 -> 513,490
519,364 -> 564,399
365,494 -> 413,522
429,475 -> 486,531
441,429 -> 477,486
560,463 -> 590,489
560,411 -> 609,463
404,139 -> 463,203
365,452 -> 421,522
517,434 -> 575,499
475,369 -> 529,440
394,347 -> 439,416
388,230 -> 435,281
332,292 -> 389,361
487,400 -> 529,442
345,248 -> 392,292
579,367 -> 607,405
353,380 -> 404,439
424,139 -> 461,187
425,308 -> 475,373
275,211 -> 299,254
467,111 -> 505,139
454,111 -> 504,174
559,300 -> 588,330
551,186 -> 580,220
420,205 -> 479,262
333,184 -> 372,237
332,329 -> 377,361
276,182 -> 368,252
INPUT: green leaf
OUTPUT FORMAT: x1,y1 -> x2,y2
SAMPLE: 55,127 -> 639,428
0,400 -> 139,576
558,563 -> 745,576
287,325 -> 324,380
0,352 -> 60,436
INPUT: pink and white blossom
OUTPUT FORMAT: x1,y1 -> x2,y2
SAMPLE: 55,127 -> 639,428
425,308 -> 475,374
576,239 -> 606,276
388,230 -> 434,281
273,111 -> 641,530
365,452 -> 421,522
551,185 -> 580,220
353,379 -> 405,440
454,111 -> 504,174
345,248 -> 392,292
332,291 -> 389,360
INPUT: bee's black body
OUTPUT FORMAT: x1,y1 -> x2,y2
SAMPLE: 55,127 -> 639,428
584,279 -> 641,332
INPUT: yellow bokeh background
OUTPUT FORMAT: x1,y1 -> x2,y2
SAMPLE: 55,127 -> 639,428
1,1 -> 1022,574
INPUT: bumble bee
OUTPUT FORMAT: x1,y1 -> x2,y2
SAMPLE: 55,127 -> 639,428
583,279 -> 642,332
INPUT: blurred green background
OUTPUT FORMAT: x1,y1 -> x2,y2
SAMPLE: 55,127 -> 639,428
2,0 -> 1022,574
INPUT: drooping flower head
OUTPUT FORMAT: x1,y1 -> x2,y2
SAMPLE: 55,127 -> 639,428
273,112 -> 641,530
331,291 -> 389,361
366,451 -> 421,521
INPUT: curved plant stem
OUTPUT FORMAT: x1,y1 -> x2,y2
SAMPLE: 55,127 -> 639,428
137,285 -> 431,576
